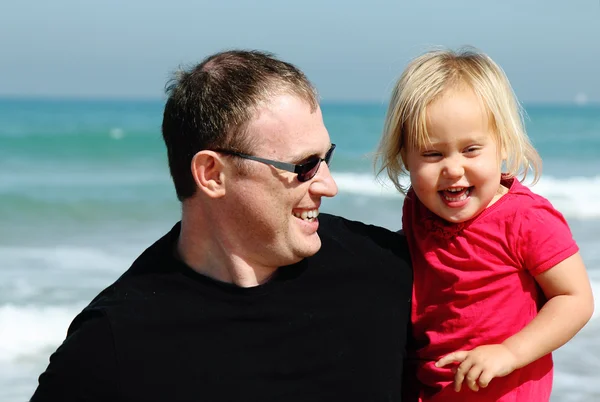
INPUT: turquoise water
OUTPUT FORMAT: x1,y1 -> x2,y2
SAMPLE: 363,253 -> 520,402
1,98 -> 599,401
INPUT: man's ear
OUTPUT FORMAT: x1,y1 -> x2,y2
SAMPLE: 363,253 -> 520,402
191,151 -> 227,198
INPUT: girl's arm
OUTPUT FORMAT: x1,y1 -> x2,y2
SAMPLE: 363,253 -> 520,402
436,252 -> 594,392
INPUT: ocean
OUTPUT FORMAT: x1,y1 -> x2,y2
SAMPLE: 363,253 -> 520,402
1,98 -> 599,401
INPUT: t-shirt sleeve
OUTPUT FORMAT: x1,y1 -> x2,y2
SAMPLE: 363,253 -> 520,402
517,196 -> 579,276
30,311 -> 118,402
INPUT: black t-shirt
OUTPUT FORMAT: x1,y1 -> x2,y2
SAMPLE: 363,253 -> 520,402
31,213 -> 412,402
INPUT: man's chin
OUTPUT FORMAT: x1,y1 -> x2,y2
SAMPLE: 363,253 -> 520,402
296,235 -> 322,259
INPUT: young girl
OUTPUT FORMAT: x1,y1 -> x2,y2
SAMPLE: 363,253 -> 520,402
377,48 -> 594,401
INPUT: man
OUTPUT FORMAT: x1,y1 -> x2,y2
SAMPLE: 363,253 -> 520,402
31,50 -> 412,401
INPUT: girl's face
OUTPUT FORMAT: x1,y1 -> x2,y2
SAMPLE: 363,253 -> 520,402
402,86 -> 507,223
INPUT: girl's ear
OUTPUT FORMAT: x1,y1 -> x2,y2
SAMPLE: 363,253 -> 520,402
400,148 -> 409,171
498,140 -> 508,162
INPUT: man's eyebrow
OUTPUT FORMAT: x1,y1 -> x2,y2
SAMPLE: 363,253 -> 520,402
289,144 -> 331,162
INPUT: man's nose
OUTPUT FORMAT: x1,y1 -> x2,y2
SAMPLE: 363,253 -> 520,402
310,161 -> 338,197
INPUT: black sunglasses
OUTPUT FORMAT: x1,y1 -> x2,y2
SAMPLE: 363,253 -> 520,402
215,144 -> 336,182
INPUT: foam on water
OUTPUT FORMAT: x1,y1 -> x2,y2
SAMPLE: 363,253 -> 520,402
0,304 -> 82,362
0,169 -> 168,188
592,278 -> 600,320
332,172 -> 404,198
534,176 -> 600,219
0,245 -> 138,306
333,172 -> 600,220
1,245 -> 132,273
2,281 -> 596,365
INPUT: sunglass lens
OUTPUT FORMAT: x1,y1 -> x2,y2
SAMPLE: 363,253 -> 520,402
325,144 -> 335,164
298,159 -> 321,182
298,145 -> 336,182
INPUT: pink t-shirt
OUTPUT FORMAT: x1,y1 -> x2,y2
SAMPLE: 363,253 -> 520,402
403,178 -> 579,402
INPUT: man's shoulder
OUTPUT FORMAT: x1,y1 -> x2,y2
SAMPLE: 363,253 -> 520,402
311,214 -> 412,288
318,212 -> 403,238
75,224 -> 182,321
317,213 -> 409,258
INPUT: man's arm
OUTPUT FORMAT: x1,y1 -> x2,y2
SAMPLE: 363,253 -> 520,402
31,311 -> 118,401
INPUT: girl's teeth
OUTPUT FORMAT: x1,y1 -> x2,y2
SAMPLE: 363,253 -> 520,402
443,188 -> 470,201
444,193 -> 467,201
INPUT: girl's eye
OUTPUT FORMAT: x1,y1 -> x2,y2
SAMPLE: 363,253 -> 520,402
422,152 -> 441,158
465,146 -> 480,153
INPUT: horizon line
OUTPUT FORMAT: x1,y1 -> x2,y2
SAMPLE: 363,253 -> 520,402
0,94 -> 598,107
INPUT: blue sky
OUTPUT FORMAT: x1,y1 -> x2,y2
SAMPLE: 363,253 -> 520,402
1,0 -> 599,103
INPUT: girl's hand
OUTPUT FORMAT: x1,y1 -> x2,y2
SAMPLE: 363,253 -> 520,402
435,344 -> 518,392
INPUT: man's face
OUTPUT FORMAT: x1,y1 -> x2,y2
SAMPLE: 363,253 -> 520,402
223,94 -> 338,268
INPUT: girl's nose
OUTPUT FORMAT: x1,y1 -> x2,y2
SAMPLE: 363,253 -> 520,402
442,159 -> 465,179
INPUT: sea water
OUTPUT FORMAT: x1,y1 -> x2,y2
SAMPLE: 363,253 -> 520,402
1,98 -> 599,401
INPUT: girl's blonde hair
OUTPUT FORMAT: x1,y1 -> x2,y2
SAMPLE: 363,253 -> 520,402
376,47 -> 542,193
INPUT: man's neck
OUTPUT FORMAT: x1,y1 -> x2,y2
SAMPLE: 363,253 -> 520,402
177,213 -> 277,288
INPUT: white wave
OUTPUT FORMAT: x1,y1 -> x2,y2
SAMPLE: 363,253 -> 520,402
332,172 -> 600,220
0,170 -> 169,188
109,127 -> 124,139
592,277 -> 600,321
0,304 -> 82,362
0,270 -> 598,363
531,176 -> 600,219
0,246 -> 132,273
332,172 -> 405,198
0,277 -> 597,364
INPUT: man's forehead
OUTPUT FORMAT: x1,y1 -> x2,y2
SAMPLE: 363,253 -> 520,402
245,95 -> 327,157
251,94 -> 315,120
